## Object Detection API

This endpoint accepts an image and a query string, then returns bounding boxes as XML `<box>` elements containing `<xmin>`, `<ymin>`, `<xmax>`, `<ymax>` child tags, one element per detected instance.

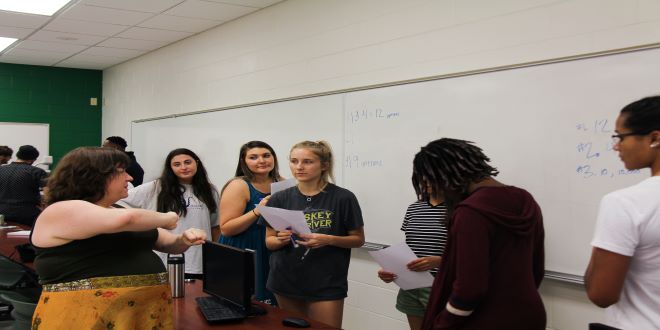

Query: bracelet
<box><xmin>252</xmin><ymin>209</ymin><xmax>259</xmax><ymax>217</ymax></box>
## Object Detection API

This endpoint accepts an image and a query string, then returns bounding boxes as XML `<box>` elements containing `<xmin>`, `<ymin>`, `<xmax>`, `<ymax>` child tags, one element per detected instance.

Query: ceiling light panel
<box><xmin>0</xmin><ymin>0</ymin><xmax>72</xmax><ymax>16</ymax></box>
<box><xmin>0</xmin><ymin>37</ymin><xmax>18</xmax><ymax>52</ymax></box>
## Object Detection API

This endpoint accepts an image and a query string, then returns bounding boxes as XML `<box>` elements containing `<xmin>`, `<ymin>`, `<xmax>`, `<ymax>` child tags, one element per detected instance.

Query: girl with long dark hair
<box><xmin>120</xmin><ymin>148</ymin><xmax>218</xmax><ymax>279</ymax></box>
<box><xmin>219</xmin><ymin>141</ymin><xmax>282</xmax><ymax>305</ymax></box>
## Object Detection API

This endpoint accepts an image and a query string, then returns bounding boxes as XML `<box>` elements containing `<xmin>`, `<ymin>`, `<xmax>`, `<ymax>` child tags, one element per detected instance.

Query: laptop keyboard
<box><xmin>196</xmin><ymin>296</ymin><xmax>246</xmax><ymax>322</ymax></box>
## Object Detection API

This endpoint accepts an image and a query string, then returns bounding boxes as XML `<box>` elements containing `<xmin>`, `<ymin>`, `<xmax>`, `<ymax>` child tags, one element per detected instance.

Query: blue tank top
<box><xmin>219</xmin><ymin>179</ymin><xmax>275</xmax><ymax>304</ymax></box>
<box><xmin>244</xmin><ymin>179</ymin><xmax>267</xmax><ymax>214</ymax></box>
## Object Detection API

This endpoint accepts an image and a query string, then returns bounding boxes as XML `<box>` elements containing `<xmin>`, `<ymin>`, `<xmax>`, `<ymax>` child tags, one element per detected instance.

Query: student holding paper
<box><xmin>264</xmin><ymin>140</ymin><xmax>365</xmax><ymax>329</ymax></box>
<box><xmin>585</xmin><ymin>96</ymin><xmax>660</xmax><ymax>329</ymax></box>
<box><xmin>219</xmin><ymin>141</ymin><xmax>283</xmax><ymax>305</ymax></box>
<box><xmin>419</xmin><ymin>138</ymin><xmax>546</xmax><ymax>330</ymax></box>
<box><xmin>377</xmin><ymin>190</ymin><xmax>448</xmax><ymax>330</ymax></box>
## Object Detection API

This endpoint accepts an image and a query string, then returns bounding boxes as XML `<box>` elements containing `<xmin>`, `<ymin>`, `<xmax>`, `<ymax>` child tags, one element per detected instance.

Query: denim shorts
<box><xmin>395</xmin><ymin>287</ymin><xmax>431</xmax><ymax>316</ymax></box>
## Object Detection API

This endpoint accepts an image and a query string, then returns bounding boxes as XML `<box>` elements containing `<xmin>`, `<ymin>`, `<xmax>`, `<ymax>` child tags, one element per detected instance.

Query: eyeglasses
<box><xmin>611</xmin><ymin>132</ymin><xmax>647</xmax><ymax>144</ymax></box>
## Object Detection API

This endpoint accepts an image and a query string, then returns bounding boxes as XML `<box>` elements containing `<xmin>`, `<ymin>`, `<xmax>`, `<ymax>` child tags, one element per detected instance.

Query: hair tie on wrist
<box><xmin>252</xmin><ymin>209</ymin><xmax>259</xmax><ymax>217</ymax></box>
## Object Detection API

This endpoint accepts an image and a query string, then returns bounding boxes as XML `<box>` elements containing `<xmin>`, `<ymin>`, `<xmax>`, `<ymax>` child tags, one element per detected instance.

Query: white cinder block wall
<box><xmin>102</xmin><ymin>1</ymin><xmax>660</xmax><ymax>329</ymax></box>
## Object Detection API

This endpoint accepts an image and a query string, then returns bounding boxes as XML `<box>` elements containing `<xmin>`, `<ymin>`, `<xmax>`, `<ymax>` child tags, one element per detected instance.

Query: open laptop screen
<box><xmin>202</xmin><ymin>242</ymin><xmax>255</xmax><ymax>311</ymax></box>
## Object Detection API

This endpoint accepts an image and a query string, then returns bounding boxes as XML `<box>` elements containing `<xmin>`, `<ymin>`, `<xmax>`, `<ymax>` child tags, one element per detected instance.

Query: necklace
<box><xmin>299</xmin><ymin>182</ymin><xmax>328</xmax><ymax>202</ymax></box>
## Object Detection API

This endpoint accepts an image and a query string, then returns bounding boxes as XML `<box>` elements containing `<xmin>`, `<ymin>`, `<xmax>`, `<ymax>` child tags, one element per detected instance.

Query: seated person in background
<box><xmin>120</xmin><ymin>148</ymin><xmax>219</xmax><ymax>279</ymax></box>
<box><xmin>0</xmin><ymin>145</ymin><xmax>48</xmax><ymax>226</ymax></box>
<box><xmin>0</xmin><ymin>145</ymin><xmax>12</xmax><ymax>164</ymax></box>
<box><xmin>30</xmin><ymin>147</ymin><xmax>206</xmax><ymax>329</ymax></box>
<box><xmin>103</xmin><ymin>136</ymin><xmax>145</xmax><ymax>186</ymax></box>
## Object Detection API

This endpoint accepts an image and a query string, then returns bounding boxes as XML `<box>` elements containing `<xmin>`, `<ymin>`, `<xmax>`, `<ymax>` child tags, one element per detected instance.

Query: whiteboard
<box><xmin>131</xmin><ymin>95</ymin><xmax>345</xmax><ymax>189</ymax></box>
<box><xmin>131</xmin><ymin>47</ymin><xmax>660</xmax><ymax>277</ymax></box>
<box><xmin>0</xmin><ymin>122</ymin><xmax>50</xmax><ymax>167</ymax></box>
<box><xmin>343</xmin><ymin>48</ymin><xmax>659</xmax><ymax>276</ymax></box>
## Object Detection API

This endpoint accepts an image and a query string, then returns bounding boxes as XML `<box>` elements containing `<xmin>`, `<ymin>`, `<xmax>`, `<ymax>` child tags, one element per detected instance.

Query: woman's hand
<box><xmin>252</xmin><ymin>196</ymin><xmax>270</xmax><ymax>217</ymax></box>
<box><xmin>297</xmin><ymin>233</ymin><xmax>333</xmax><ymax>249</ymax></box>
<box><xmin>181</xmin><ymin>228</ymin><xmax>207</xmax><ymax>246</ymax></box>
<box><xmin>162</xmin><ymin>211</ymin><xmax>179</xmax><ymax>230</ymax></box>
<box><xmin>377</xmin><ymin>269</ymin><xmax>397</xmax><ymax>283</ymax></box>
<box><xmin>407</xmin><ymin>256</ymin><xmax>442</xmax><ymax>272</ymax></box>
<box><xmin>274</xmin><ymin>228</ymin><xmax>294</xmax><ymax>245</ymax></box>
<box><xmin>258</xmin><ymin>195</ymin><xmax>271</xmax><ymax>207</ymax></box>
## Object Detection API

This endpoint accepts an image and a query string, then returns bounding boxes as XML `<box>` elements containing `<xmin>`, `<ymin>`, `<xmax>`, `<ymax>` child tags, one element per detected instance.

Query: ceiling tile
<box><xmin>3</xmin><ymin>48</ymin><xmax>72</xmax><ymax>62</ymax></box>
<box><xmin>80</xmin><ymin>0</ymin><xmax>185</xmax><ymax>14</ymax></box>
<box><xmin>29</xmin><ymin>30</ymin><xmax>106</xmax><ymax>46</ymax></box>
<box><xmin>14</xmin><ymin>40</ymin><xmax>87</xmax><ymax>53</ymax></box>
<box><xmin>0</xmin><ymin>0</ymin><xmax>280</xmax><ymax>68</ymax></box>
<box><xmin>44</xmin><ymin>18</ymin><xmax>130</xmax><ymax>36</ymax></box>
<box><xmin>203</xmin><ymin>0</ymin><xmax>283</xmax><ymax>8</ymax></box>
<box><xmin>58</xmin><ymin>53</ymin><xmax>126</xmax><ymax>69</ymax></box>
<box><xmin>97</xmin><ymin>37</ymin><xmax>168</xmax><ymax>51</ymax></box>
<box><xmin>138</xmin><ymin>14</ymin><xmax>221</xmax><ymax>33</ymax></box>
<box><xmin>165</xmin><ymin>0</ymin><xmax>257</xmax><ymax>21</ymax></box>
<box><xmin>60</xmin><ymin>4</ymin><xmax>154</xmax><ymax>26</ymax></box>
<box><xmin>0</xmin><ymin>56</ymin><xmax>61</xmax><ymax>67</ymax></box>
<box><xmin>116</xmin><ymin>27</ymin><xmax>192</xmax><ymax>43</ymax></box>
<box><xmin>0</xmin><ymin>25</ymin><xmax>35</xmax><ymax>39</ymax></box>
<box><xmin>55</xmin><ymin>62</ymin><xmax>106</xmax><ymax>70</ymax></box>
<box><xmin>81</xmin><ymin>46</ymin><xmax>147</xmax><ymax>58</ymax></box>
<box><xmin>0</xmin><ymin>11</ymin><xmax>51</xmax><ymax>29</ymax></box>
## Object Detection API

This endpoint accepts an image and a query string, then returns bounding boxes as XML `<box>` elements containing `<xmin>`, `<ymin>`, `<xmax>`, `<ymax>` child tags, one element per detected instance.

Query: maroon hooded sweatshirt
<box><xmin>422</xmin><ymin>186</ymin><xmax>546</xmax><ymax>330</ymax></box>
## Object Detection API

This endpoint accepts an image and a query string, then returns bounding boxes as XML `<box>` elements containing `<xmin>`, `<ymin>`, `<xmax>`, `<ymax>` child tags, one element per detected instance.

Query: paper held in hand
<box><xmin>369</xmin><ymin>242</ymin><xmax>435</xmax><ymax>290</ymax></box>
<box><xmin>256</xmin><ymin>205</ymin><xmax>311</xmax><ymax>235</ymax></box>
<box><xmin>271</xmin><ymin>178</ymin><xmax>297</xmax><ymax>196</ymax></box>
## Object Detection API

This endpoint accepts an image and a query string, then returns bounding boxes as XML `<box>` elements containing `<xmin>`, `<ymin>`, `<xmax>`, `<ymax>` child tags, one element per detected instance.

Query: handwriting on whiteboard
<box><xmin>349</xmin><ymin>106</ymin><xmax>400</xmax><ymax>123</ymax></box>
<box><xmin>574</xmin><ymin>119</ymin><xmax>641</xmax><ymax>179</ymax></box>
<box><xmin>345</xmin><ymin>154</ymin><xmax>383</xmax><ymax>168</ymax></box>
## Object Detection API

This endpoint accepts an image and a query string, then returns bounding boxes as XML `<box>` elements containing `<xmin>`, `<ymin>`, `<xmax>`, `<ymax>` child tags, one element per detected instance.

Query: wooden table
<box><xmin>0</xmin><ymin>223</ymin><xmax>31</xmax><ymax>267</ymax></box>
<box><xmin>173</xmin><ymin>280</ymin><xmax>337</xmax><ymax>329</ymax></box>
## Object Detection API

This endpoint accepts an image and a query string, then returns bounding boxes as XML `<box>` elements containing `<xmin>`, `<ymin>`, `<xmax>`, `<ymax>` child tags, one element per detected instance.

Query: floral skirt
<box><xmin>32</xmin><ymin>273</ymin><xmax>173</xmax><ymax>330</ymax></box>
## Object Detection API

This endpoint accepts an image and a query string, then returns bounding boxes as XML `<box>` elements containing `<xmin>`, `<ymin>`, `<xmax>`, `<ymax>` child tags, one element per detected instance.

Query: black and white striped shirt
<box><xmin>401</xmin><ymin>200</ymin><xmax>448</xmax><ymax>276</ymax></box>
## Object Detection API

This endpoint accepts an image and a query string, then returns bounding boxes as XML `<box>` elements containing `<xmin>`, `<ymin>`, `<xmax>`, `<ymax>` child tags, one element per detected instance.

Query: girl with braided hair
<box><xmin>419</xmin><ymin>138</ymin><xmax>546</xmax><ymax>330</ymax></box>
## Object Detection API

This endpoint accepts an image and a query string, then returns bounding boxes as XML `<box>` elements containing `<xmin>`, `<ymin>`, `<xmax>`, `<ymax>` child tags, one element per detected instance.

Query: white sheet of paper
<box><xmin>271</xmin><ymin>178</ymin><xmax>297</xmax><ymax>195</ymax></box>
<box><xmin>7</xmin><ymin>230</ymin><xmax>31</xmax><ymax>236</ymax></box>
<box><xmin>256</xmin><ymin>205</ymin><xmax>311</xmax><ymax>235</ymax></box>
<box><xmin>368</xmin><ymin>242</ymin><xmax>435</xmax><ymax>290</ymax></box>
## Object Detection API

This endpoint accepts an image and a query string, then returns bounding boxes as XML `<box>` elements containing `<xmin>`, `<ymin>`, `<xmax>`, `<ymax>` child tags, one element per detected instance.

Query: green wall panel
<box><xmin>0</xmin><ymin>62</ymin><xmax>102</xmax><ymax>165</ymax></box>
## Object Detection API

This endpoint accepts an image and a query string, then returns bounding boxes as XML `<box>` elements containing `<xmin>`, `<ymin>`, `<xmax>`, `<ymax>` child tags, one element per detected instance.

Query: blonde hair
<box><xmin>290</xmin><ymin>140</ymin><xmax>335</xmax><ymax>187</ymax></box>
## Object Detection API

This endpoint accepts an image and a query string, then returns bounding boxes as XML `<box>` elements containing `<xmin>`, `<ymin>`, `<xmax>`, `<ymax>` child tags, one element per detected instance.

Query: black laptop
<box><xmin>196</xmin><ymin>242</ymin><xmax>255</xmax><ymax>323</ymax></box>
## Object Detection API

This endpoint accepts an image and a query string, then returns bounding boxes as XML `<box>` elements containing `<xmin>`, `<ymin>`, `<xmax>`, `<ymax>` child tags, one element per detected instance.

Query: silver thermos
<box><xmin>167</xmin><ymin>254</ymin><xmax>185</xmax><ymax>298</ymax></box>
